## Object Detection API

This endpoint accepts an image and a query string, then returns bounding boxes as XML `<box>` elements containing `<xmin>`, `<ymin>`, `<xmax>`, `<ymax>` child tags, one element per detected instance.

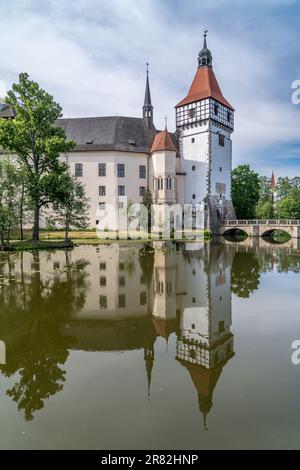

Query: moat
<box><xmin>0</xmin><ymin>240</ymin><xmax>300</xmax><ymax>449</ymax></box>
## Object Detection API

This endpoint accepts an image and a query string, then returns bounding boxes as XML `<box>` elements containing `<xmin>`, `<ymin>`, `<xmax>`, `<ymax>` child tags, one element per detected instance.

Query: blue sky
<box><xmin>0</xmin><ymin>0</ymin><xmax>300</xmax><ymax>177</ymax></box>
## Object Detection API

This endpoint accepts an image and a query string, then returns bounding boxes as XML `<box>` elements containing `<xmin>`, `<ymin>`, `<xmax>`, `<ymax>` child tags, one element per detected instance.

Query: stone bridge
<box><xmin>218</xmin><ymin>220</ymin><xmax>300</xmax><ymax>238</ymax></box>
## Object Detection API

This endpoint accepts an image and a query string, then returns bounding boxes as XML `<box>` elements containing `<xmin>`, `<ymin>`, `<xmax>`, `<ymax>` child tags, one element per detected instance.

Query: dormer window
<box><xmin>128</xmin><ymin>139</ymin><xmax>136</xmax><ymax>145</ymax></box>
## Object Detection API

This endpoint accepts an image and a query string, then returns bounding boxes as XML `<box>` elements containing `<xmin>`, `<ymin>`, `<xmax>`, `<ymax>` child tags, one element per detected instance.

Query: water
<box><xmin>0</xmin><ymin>239</ymin><xmax>300</xmax><ymax>450</ymax></box>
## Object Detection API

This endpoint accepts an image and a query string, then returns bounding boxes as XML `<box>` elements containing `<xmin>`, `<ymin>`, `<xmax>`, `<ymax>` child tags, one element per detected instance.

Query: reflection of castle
<box><xmin>62</xmin><ymin>242</ymin><xmax>235</xmax><ymax>424</ymax></box>
<box><xmin>0</xmin><ymin>242</ymin><xmax>235</xmax><ymax>424</ymax></box>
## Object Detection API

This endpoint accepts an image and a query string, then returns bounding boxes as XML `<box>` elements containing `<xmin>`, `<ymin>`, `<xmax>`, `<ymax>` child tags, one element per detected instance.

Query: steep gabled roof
<box><xmin>56</xmin><ymin>116</ymin><xmax>157</xmax><ymax>153</ymax></box>
<box><xmin>175</xmin><ymin>66</ymin><xmax>234</xmax><ymax>110</ymax></box>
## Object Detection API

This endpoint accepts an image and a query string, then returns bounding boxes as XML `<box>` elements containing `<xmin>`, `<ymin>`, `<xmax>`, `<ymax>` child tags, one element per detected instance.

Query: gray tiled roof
<box><xmin>56</xmin><ymin>116</ymin><xmax>159</xmax><ymax>153</ymax></box>
<box><xmin>0</xmin><ymin>103</ymin><xmax>15</xmax><ymax>118</ymax></box>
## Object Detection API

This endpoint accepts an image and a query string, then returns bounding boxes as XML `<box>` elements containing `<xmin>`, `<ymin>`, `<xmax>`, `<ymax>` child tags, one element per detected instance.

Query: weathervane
<box><xmin>146</xmin><ymin>62</ymin><xmax>149</xmax><ymax>76</ymax></box>
<box><xmin>165</xmin><ymin>115</ymin><xmax>168</xmax><ymax>129</ymax></box>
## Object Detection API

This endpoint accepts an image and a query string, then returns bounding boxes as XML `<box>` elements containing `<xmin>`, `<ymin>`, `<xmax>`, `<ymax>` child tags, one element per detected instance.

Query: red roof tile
<box><xmin>150</xmin><ymin>128</ymin><xmax>177</xmax><ymax>153</ymax></box>
<box><xmin>176</xmin><ymin>66</ymin><xmax>234</xmax><ymax>110</ymax></box>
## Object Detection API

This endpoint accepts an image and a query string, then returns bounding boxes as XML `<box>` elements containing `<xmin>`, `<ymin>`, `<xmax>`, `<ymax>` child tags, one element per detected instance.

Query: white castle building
<box><xmin>0</xmin><ymin>33</ymin><xmax>236</xmax><ymax>231</ymax></box>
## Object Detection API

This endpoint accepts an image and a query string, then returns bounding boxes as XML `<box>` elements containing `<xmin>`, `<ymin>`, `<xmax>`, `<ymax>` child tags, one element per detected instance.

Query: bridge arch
<box><xmin>222</xmin><ymin>228</ymin><xmax>249</xmax><ymax>238</ymax></box>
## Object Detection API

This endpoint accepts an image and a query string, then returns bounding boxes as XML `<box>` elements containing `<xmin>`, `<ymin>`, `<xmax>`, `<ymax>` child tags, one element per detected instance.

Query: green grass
<box><xmin>1</xmin><ymin>229</ymin><xmax>212</xmax><ymax>251</ymax></box>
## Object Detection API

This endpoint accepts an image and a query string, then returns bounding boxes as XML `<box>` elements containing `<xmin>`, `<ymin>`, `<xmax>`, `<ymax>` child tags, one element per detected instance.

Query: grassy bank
<box><xmin>1</xmin><ymin>229</ymin><xmax>212</xmax><ymax>251</ymax></box>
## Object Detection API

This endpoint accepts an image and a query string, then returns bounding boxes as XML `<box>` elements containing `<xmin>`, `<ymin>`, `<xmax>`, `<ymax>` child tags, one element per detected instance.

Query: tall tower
<box><xmin>143</xmin><ymin>63</ymin><xmax>154</xmax><ymax>128</ymax></box>
<box><xmin>175</xmin><ymin>32</ymin><xmax>235</xmax><ymax>229</ymax></box>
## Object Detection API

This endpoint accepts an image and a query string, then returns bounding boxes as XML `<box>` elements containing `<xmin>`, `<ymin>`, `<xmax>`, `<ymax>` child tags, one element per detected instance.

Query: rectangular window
<box><xmin>99</xmin><ymin>186</ymin><xmax>106</xmax><ymax>196</ymax></box>
<box><xmin>98</xmin><ymin>163</ymin><xmax>106</xmax><ymax>176</ymax></box>
<box><xmin>189</xmin><ymin>108</ymin><xmax>195</xmax><ymax>118</ymax></box>
<box><xmin>227</xmin><ymin>111</ymin><xmax>231</xmax><ymax>122</ymax></box>
<box><xmin>118</xmin><ymin>294</ymin><xmax>126</xmax><ymax>308</ymax></box>
<box><xmin>99</xmin><ymin>295</ymin><xmax>107</xmax><ymax>309</ymax></box>
<box><xmin>75</xmin><ymin>163</ymin><xmax>83</xmax><ymax>177</ymax></box>
<box><xmin>140</xmin><ymin>292</ymin><xmax>147</xmax><ymax>305</ymax></box>
<box><xmin>119</xmin><ymin>276</ymin><xmax>126</xmax><ymax>287</ymax></box>
<box><xmin>192</xmin><ymin>194</ymin><xmax>195</xmax><ymax>199</ymax></box>
<box><xmin>139</xmin><ymin>165</ymin><xmax>146</xmax><ymax>179</ymax></box>
<box><xmin>99</xmin><ymin>262</ymin><xmax>106</xmax><ymax>270</ymax></box>
<box><xmin>118</xmin><ymin>185</ymin><xmax>125</xmax><ymax>196</ymax></box>
<box><xmin>100</xmin><ymin>276</ymin><xmax>107</xmax><ymax>286</ymax></box>
<box><xmin>214</xmin><ymin>103</ymin><xmax>219</xmax><ymax>115</ymax></box>
<box><xmin>192</xmin><ymin>165</ymin><xmax>195</xmax><ymax>171</ymax></box>
<box><xmin>99</xmin><ymin>202</ymin><xmax>106</xmax><ymax>210</ymax></box>
<box><xmin>191</xmin><ymin>137</ymin><xmax>195</xmax><ymax>143</ymax></box>
<box><xmin>218</xmin><ymin>134</ymin><xmax>225</xmax><ymax>147</ymax></box>
<box><xmin>139</xmin><ymin>186</ymin><xmax>145</xmax><ymax>197</ymax></box>
<box><xmin>117</xmin><ymin>163</ymin><xmax>125</xmax><ymax>177</ymax></box>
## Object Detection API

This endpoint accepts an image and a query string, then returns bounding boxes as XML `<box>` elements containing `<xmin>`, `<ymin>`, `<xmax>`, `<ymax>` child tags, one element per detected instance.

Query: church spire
<box><xmin>143</xmin><ymin>62</ymin><xmax>154</xmax><ymax>128</ymax></box>
<box><xmin>198</xmin><ymin>30</ymin><xmax>213</xmax><ymax>68</ymax></box>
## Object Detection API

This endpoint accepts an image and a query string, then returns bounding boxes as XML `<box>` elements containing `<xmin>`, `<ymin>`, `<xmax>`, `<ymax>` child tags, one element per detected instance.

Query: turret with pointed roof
<box><xmin>176</xmin><ymin>31</ymin><xmax>233</xmax><ymax>110</ymax></box>
<box><xmin>143</xmin><ymin>63</ymin><xmax>154</xmax><ymax>128</ymax></box>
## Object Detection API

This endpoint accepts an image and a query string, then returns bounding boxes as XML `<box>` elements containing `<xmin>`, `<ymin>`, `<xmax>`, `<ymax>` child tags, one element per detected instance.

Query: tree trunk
<box><xmin>0</xmin><ymin>230</ymin><xmax>4</xmax><ymax>249</ymax></box>
<box><xmin>65</xmin><ymin>211</ymin><xmax>70</xmax><ymax>241</ymax></box>
<box><xmin>33</xmin><ymin>204</ymin><xmax>40</xmax><ymax>241</ymax></box>
<box><xmin>20</xmin><ymin>183</ymin><xmax>24</xmax><ymax>241</ymax></box>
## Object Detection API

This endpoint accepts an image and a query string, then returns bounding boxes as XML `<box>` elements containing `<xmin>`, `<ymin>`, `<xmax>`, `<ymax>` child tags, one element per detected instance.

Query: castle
<box><xmin>0</xmin><ymin>33</ymin><xmax>236</xmax><ymax>231</ymax></box>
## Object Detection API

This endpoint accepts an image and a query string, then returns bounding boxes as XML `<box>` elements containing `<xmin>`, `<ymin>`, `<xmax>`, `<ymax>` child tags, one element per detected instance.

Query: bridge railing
<box><xmin>222</xmin><ymin>220</ymin><xmax>300</xmax><ymax>226</ymax></box>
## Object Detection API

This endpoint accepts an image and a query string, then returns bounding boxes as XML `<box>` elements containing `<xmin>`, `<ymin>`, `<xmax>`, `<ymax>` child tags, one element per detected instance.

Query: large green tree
<box><xmin>54</xmin><ymin>174</ymin><xmax>90</xmax><ymax>241</ymax></box>
<box><xmin>232</xmin><ymin>165</ymin><xmax>260</xmax><ymax>219</ymax></box>
<box><xmin>0</xmin><ymin>73</ymin><xmax>75</xmax><ymax>241</ymax></box>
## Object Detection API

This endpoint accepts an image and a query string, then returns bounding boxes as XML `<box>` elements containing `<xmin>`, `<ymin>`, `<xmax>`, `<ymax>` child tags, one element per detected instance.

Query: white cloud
<box><xmin>0</xmin><ymin>0</ymin><xmax>300</xmax><ymax>175</ymax></box>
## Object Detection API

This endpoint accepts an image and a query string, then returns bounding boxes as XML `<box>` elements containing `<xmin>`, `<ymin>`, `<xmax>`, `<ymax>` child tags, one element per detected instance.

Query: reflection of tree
<box><xmin>231</xmin><ymin>251</ymin><xmax>261</xmax><ymax>298</ymax></box>
<box><xmin>139</xmin><ymin>244</ymin><xmax>154</xmax><ymax>284</ymax></box>
<box><xmin>0</xmin><ymin>250</ymin><xmax>89</xmax><ymax>421</ymax></box>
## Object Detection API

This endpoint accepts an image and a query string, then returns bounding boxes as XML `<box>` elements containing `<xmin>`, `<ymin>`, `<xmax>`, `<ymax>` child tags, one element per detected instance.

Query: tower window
<box><xmin>192</xmin><ymin>165</ymin><xmax>195</xmax><ymax>171</ymax></box>
<box><xmin>99</xmin><ymin>202</ymin><xmax>106</xmax><ymax>210</ymax></box>
<box><xmin>99</xmin><ymin>186</ymin><xmax>106</xmax><ymax>196</ymax></box>
<box><xmin>191</xmin><ymin>137</ymin><xmax>195</xmax><ymax>143</ymax></box>
<box><xmin>220</xmin><ymin>166</ymin><xmax>222</xmax><ymax>172</ymax></box>
<box><xmin>139</xmin><ymin>186</ymin><xmax>145</xmax><ymax>196</ymax></box>
<box><xmin>75</xmin><ymin>163</ymin><xmax>83</xmax><ymax>177</ymax></box>
<box><xmin>192</xmin><ymin>194</ymin><xmax>195</xmax><ymax>199</ymax></box>
<box><xmin>227</xmin><ymin>111</ymin><xmax>231</xmax><ymax>122</ymax></box>
<box><xmin>118</xmin><ymin>294</ymin><xmax>126</xmax><ymax>308</ymax></box>
<box><xmin>214</xmin><ymin>103</ymin><xmax>219</xmax><ymax>115</ymax></box>
<box><xmin>189</xmin><ymin>108</ymin><xmax>195</xmax><ymax>118</ymax></box>
<box><xmin>218</xmin><ymin>134</ymin><xmax>225</xmax><ymax>147</ymax></box>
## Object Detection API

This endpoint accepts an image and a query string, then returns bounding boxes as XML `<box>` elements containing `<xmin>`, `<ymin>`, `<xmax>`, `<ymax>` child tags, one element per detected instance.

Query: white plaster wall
<box><xmin>62</xmin><ymin>151</ymin><xmax>149</xmax><ymax>228</ymax></box>
<box><xmin>179</xmin><ymin>123</ymin><xmax>209</xmax><ymax>205</ymax></box>
<box><xmin>209</xmin><ymin>124</ymin><xmax>232</xmax><ymax>199</ymax></box>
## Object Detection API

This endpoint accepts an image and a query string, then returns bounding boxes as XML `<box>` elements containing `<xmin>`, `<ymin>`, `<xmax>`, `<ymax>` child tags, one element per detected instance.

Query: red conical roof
<box><xmin>151</xmin><ymin>128</ymin><xmax>177</xmax><ymax>153</ymax></box>
<box><xmin>175</xmin><ymin>66</ymin><xmax>234</xmax><ymax>110</ymax></box>
<box><xmin>271</xmin><ymin>171</ymin><xmax>276</xmax><ymax>190</ymax></box>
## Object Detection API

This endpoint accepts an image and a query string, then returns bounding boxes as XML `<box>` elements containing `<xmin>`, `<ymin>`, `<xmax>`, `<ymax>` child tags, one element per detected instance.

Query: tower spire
<box><xmin>144</xmin><ymin>346</ymin><xmax>154</xmax><ymax>400</ymax></box>
<box><xmin>198</xmin><ymin>29</ymin><xmax>213</xmax><ymax>68</ymax></box>
<box><xmin>143</xmin><ymin>62</ymin><xmax>154</xmax><ymax>128</ymax></box>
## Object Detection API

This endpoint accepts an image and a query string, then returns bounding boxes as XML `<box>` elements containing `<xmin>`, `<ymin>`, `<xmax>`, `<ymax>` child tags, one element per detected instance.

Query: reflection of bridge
<box><xmin>219</xmin><ymin>220</ymin><xmax>300</xmax><ymax>238</ymax></box>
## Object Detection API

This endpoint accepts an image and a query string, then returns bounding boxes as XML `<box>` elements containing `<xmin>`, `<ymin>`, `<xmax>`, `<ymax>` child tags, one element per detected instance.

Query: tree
<box><xmin>231</xmin><ymin>165</ymin><xmax>260</xmax><ymax>219</ymax></box>
<box><xmin>54</xmin><ymin>175</ymin><xmax>90</xmax><ymax>241</ymax></box>
<box><xmin>0</xmin><ymin>158</ymin><xmax>20</xmax><ymax>247</ymax></box>
<box><xmin>276</xmin><ymin>194</ymin><xmax>300</xmax><ymax>219</ymax></box>
<box><xmin>142</xmin><ymin>187</ymin><xmax>153</xmax><ymax>235</ymax></box>
<box><xmin>255</xmin><ymin>200</ymin><xmax>274</xmax><ymax>219</ymax></box>
<box><xmin>0</xmin><ymin>73</ymin><xmax>75</xmax><ymax>241</ymax></box>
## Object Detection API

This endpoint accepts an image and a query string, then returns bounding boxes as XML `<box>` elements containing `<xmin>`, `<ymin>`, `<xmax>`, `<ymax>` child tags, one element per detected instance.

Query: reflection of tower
<box><xmin>176</xmin><ymin>245</ymin><xmax>235</xmax><ymax>428</ymax></box>
<box><xmin>144</xmin><ymin>346</ymin><xmax>154</xmax><ymax>399</ymax></box>
<box><xmin>152</xmin><ymin>247</ymin><xmax>178</xmax><ymax>322</ymax></box>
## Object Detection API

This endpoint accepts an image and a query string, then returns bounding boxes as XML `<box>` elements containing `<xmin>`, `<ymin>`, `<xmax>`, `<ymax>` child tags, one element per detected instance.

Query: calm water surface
<box><xmin>0</xmin><ymin>239</ymin><xmax>300</xmax><ymax>449</ymax></box>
